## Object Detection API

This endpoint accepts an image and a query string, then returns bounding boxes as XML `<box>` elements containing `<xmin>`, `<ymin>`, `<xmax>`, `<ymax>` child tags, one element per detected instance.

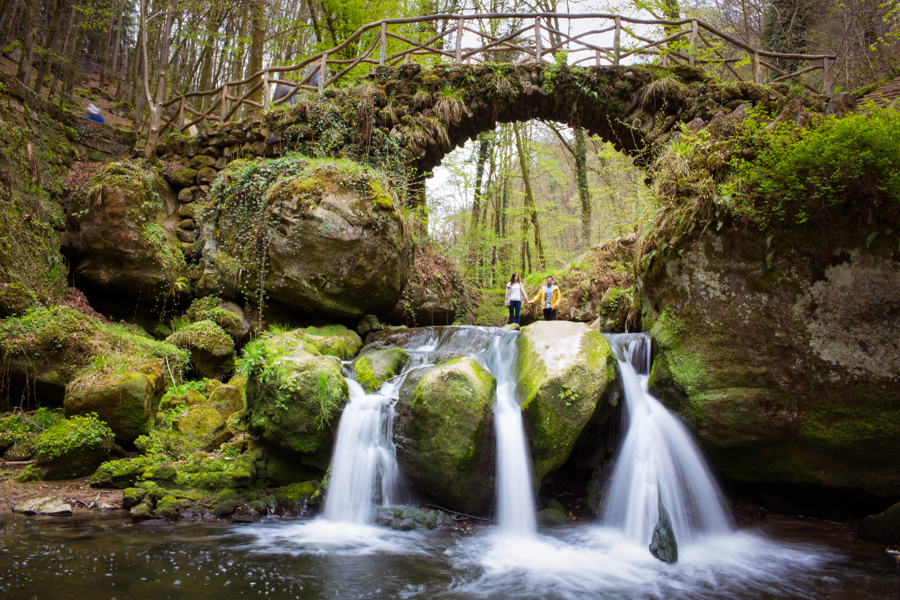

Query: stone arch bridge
<box><xmin>156</xmin><ymin>61</ymin><xmax>824</xmax><ymax>204</ymax></box>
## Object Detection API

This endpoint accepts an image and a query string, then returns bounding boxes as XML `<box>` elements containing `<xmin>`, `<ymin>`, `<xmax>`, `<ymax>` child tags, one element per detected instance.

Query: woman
<box><xmin>504</xmin><ymin>272</ymin><xmax>530</xmax><ymax>325</ymax></box>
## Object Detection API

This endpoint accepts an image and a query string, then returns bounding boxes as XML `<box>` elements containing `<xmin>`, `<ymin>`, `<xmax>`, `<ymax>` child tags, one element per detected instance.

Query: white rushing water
<box><xmin>474</xmin><ymin>331</ymin><xmax>537</xmax><ymax>537</ymax></box>
<box><xmin>602</xmin><ymin>333</ymin><xmax>732</xmax><ymax>545</ymax></box>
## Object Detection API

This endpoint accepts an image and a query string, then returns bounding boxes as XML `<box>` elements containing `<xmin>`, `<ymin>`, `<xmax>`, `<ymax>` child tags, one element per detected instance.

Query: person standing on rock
<box><xmin>504</xmin><ymin>272</ymin><xmax>530</xmax><ymax>325</ymax></box>
<box><xmin>531</xmin><ymin>275</ymin><xmax>560</xmax><ymax>321</ymax></box>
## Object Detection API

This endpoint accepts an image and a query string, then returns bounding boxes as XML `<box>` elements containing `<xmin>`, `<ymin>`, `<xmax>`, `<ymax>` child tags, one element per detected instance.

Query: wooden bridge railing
<box><xmin>160</xmin><ymin>13</ymin><xmax>837</xmax><ymax>136</ymax></box>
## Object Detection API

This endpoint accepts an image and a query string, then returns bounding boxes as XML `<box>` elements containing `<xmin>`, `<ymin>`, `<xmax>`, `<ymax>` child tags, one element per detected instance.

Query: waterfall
<box><xmin>475</xmin><ymin>332</ymin><xmax>537</xmax><ymax>537</ymax></box>
<box><xmin>602</xmin><ymin>333</ymin><xmax>732</xmax><ymax>545</ymax></box>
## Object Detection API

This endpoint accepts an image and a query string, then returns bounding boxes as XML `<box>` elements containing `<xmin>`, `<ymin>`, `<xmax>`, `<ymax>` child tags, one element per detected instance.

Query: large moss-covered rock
<box><xmin>197</xmin><ymin>157</ymin><xmax>412</xmax><ymax>319</ymax></box>
<box><xmin>516</xmin><ymin>321</ymin><xmax>618</xmax><ymax>484</ymax></box>
<box><xmin>33</xmin><ymin>414</ymin><xmax>120</xmax><ymax>480</ymax></box>
<box><xmin>0</xmin><ymin>306</ymin><xmax>186</xmax><ymax>405</ymax></box>
<box><xmin>351</xmin><ymin>347</ymin><xmax>409</xmax><ymax>393</ymax></box>
<box><xmin>186</xmin><ymin>297</ymin><xmax>251</xmax><ymax>343</ymax></box>
<box><xmin>166</xmin><ymin>320</ymin><xmax>235</xmax><ymax>379</ymax></box>
<box><xmin>394</xmin><ymin>357</ymin><xmax>496</xmax><ymax>514</ymax></box>
<box><xmin>64</xmin><ymin>161</ymin><xmax>185</xmax><ymax>298</ymax></box>
<box><xmin>170</xmin><ymin>405</ymin><xmax>231</xmax><ymax>453</ymax></box>
<box><xmin>64</xmin><ymin>359</ymin><xmax>168</xmax><ymax>444</ymax></box>
<box><xmin>859</xmin><ymin>502</ymin><xmax>900</xmax><ymax>544</ymax></box>
<box><xmin>245</xmin><ymin>334</ymin><xmax>349</xmax><ymax>473</ymax></box>
<box><xmin>643</xmin><ymin>227</ymin><xmax>900</xmax><ymax>496</ymax></box>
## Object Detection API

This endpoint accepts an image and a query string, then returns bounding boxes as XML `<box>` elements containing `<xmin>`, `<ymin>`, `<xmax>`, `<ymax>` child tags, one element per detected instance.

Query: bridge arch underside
<box><xmin>369</xmin><ymin>62</ymin><xmax>779</xmax><ymax>180</ymax></box>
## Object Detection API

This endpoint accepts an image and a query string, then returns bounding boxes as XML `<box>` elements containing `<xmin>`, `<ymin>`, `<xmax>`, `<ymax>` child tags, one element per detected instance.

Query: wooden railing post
<box><xmin>823</xmin><ymin>57</ymin><xmax>831</xmax><ymax>94</ymax></box>
<box><xmin>455</xmin><ymin>18</ymin><xmax>463</xmax><ymax>63</ymax></box>
<box><xmin>595</xmin><ymin>49</ymin><xmax>602</xmax><ymax>66</ymax></box>
<box><xmin>534</xmin><ymin>17</ymin><xmax>542</xmax><ymax>64</ymax></box>
<box><xmin>689</xmin><ymin>19</ymin><xmax>698</xmax><ymax>66</ymax></box>
<box><xmin>177</xmin><ymin>96</ymin><xmax>185</xmax><ymax>132</ymax></box>
<box><xmin>379</xmin><ymin>22</ymin><xmax>387</xmax><ymax>66</ymax></box>
<box><xmin>221</xmin><ymin>84</ymin><xmax>228</xmax><ymax>122</ymax></box>
<box><xmin>262</xmin><ymin>71</ymin><xmax>270</xmax><ymax>109</ymax></box>
<box><xmin>753</xmin><ymin>52</ymin><xmax>761</xmax><ymax>84</ymax></box>
<box><xmin>318</xmin><ymin>53</ymin><xmax>327</xmax><ymax>94</ymax></box>
<box><xmin>613</xmin><ymin>16</ymin><xmax>621</xmax><ymax>66</ymax></box>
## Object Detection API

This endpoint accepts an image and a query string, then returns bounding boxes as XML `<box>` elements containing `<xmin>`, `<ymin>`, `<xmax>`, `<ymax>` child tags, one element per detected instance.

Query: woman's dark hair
<box><xmin>509</xmin><ymin>272</ymin><xmax>519</xmax><ymax>284</ymax></box>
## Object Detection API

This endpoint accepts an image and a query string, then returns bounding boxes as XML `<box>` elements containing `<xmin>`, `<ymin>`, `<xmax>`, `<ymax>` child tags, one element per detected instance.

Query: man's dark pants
<box><xmin>543</xmin><ymin>308</ymin><xmax>557</xmax><ymax>321</ymax></box>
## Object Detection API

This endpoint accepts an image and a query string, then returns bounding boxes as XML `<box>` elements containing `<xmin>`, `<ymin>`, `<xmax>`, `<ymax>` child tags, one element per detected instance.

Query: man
<box><xmin>531</xmin><ymin>275</ymin><xmax>560</xmax><ymax>321</ymax></box>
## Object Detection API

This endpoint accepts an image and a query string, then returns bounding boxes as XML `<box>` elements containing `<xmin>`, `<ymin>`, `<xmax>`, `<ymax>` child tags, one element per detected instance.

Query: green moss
<box><xmin>352</xmin><ymin>347</ymin><xmax>409</xmax><ymax>393</ymax></box>
<box><xmin>166</xmin><ymin>320</ymin><xmax>234</xmax><ymax>356</ymax></box>
<box><xmin>272</xmin><ymin>481</ymin><xmax>320</xmax><ymax>503</ymax></box>
<box><xmin>800</xmin><ymin>393</ymin><xmax>900</xmax><ymax>448</ymax></box>
<box><xmin>90</xmin><ymin>455</ymin><xmax>169</xmax><ymax>488</ymax></box>
<box><xmin>34</xmin><ymin>414</ymin><xmax>114</xmax><ymax>462</ymax></box>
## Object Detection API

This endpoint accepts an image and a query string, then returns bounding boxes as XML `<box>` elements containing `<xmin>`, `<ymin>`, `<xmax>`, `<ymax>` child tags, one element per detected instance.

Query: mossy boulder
<box><xmin>166</xmin><ymin>320</ymin><xmax>235</xmax><ymax>379</ymax></box>
<box><xmin>159</xmin><ymin>386</ymin><xmax>207</xmax><ymax>411</ymax></box>
<box><xmin>516</xmin><ymin>321</ymin><xmax>618</xmax><ymax>484</ymax></box>
<box><xmin>89</xmin><ymin>455</ymin><xmax>169</xmax><ymax>488</ymax></box>
<box><xmin>374</xmin><ymin>506</ymin><xmax>454</xmax><ymax>530</ymax></box>
<box><xmin>171</xmin><ymin>405</ymin><xmax>232</xmax><ymax>453</ymax></box>
<box><xmin>394</xmin><ymin>357</ymin><xmax>496</xmax><ymax>514</ymax></box>
<box><xmin>0</xmin><ymin>282</ymin><xmax>38</xmax><ymax>317</ymax></box>
<box><xmin>859</xmin><ymin>502</ymin><xmax>900</xmax><ymax>544</ymax></box>
<box><xmin>244</xmin><ymin>334</ymin><xmax>349</xmax><ymax>473</ymax></box>
<box><xmin>196</xmin><ymin>156</ymin><xmax>413</xmax><ymax>319</ymax></box>
<box><xmin>186</xmin><ymin>297</ymin><xmax>251</xmax><ymax>343</ymax></box>
<box><xmin>642</xmin><ymin>227</ymin><xmax>900</xmax><ymax>496</ymax></box>
<box><xmin>64</xmin><ymin>161</ymin><xmax>186</xmax><ymax>298</ymax></box>
<box><xmin>264</xmin><ymin>481</ymin><xmax>321</xmax><ymax>515</ymax></box>
<box><xmin>208</xmin><ymin>384</ymin><xmax>244</xmax><ymax>417</ymax></box>
<box><xmin>0</xmin><ymin>306</ymin><xmax>187</xmax><ymax>405</ymax></box>
<box><xmin>351</xmin><ymin>348</ymin><xmax>409</xmax><ymax>393</ymax></box>
<box><xmin>64</xmin><ymin>359</ymin><xmax>168</xmax><ymax>444</ymax></box>
<box><xmin>294</xmin><ymin>324</ymin><xmax>362</xmax><ymax>359</ymax></box>
<box><xmin>33</xmin><ymin>414</ymin><xmax>121</xmax><ymax>480</ymax></box>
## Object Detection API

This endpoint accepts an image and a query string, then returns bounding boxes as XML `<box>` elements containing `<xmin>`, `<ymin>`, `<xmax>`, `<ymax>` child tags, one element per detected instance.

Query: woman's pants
<box><xmin>508</xmin><ymin>300</ymin><xmax>522</xmax><ymax>324</ymax></box>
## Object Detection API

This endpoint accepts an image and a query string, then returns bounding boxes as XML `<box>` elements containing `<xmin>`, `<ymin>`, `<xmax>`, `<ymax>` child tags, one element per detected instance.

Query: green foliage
<box><xmin>725</xmin><ymin>107</ymin><xmax>900</xmax><ymax>228</ymax></box>
<box><xmin>166</xmin><ymin>320</ymin><xmax>234</xmax><ymax>355</ymax></box>
<box><xmin>35</xmin><ymin>414</ymin><xmax>114</xmax><ymax>461</ymax></box>
<box><xmin>235</xmin><ymin>336</ymin><xmax>280</xmax><ymax>378</ymax></box>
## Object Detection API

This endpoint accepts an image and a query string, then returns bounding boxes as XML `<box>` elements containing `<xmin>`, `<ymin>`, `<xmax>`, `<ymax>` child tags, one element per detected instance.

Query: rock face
<box><xmin>649</xmin><ymin>492</ymin><xmax>678</xmax><ymax>564</ymax></box>
<box><xmin>197</xmin><ymin>157</ymin><xmax>412</xmax><ymax>319</ymax></box>
<box><xmin>351</xmin><ymin>348</ymin><xmax>409</xmax><ymax>393</ymax></box>
<box><xmin>64</xmin><ymin>359</ymin><xmax>168</xmax><ymax>444</ymax></box>
<box><xmin>516</xmin><ymin>322</ymin><xmax>618</xmax><ymax>484</ymax></box>
<box><xmin>384</xmin><ymin>245</ymin><xmax>469</xmax><ymax>326</ymax></box>
<box><xmin>64</xmin><ymin>162</ymin><xmax>185</xmax><ymax>299</ymax></box>
<box><xmin>245</xmin><ymin>332</ymin><xmax>349</xmax><ymax>473</ymax></box>
<box><xmin>395</xmin><ymin>357</ymin><xmax>496</xmax><ymax>514</ymax></box>
<box><xmin>643</xmin><ymin>227</ymin><xmax>900</xmax><ymax>496</ymax></box>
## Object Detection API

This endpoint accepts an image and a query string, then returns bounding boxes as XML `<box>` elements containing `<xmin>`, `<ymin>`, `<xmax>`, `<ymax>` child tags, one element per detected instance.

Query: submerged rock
<box><xmin>516</xmin><ymin>322</ymin><xmax>618</xmax><ymax>484</ymax></box>
<box><xmin>351</xmin><ymin>347</ymin><xmax>409</xmax><ymax>393</ymax></box>
<box><xmin>394</xmin><ymin>357</ymin><xmax>496</xmax><ymax>515</ymax></box>
<box><xmin>649</xmin><ymin>491</ymin><xmax>678</xmax><ymax>564</ymax></box>
<box><xmin>13</xmin><ymin>496</ymin><xmax>73</xmax><ymax>516</ymax></box>
<box><xmin>64</xmin><ymin>359</ymin><xmax>168</xmax><ymax>444</ymax></box>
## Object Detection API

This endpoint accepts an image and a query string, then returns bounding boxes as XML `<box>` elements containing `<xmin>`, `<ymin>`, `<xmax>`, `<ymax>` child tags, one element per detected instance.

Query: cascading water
<box><xmin>474</xmin><ymin>331</ymin><xmax>537</xmax><ymax>537</ymax></box>
<box><xmin>602</xmin><ymin>332</ymin><xmax>732</xmax><ymax>546</ymax></box>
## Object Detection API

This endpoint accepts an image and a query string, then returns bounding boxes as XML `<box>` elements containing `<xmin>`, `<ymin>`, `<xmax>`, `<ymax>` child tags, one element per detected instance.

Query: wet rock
<box><xmin>155</xmin><ymin>495</ymin><xmax>195</xmax><ymax>519</ymax></box>
<box><xmin>13</xmin><ymin>496</ymin><xmax>73</xmax><ymax>516</ymax></box>
<box><xmin>516</xmin><ymin>322</ymin><xmax>617</xmax><ymax>483</ymax></box>
<box><xmin>859</xmin><ymin>502</ymin><xmax>900</xmax><ymax>544</ymax></box>
<box><xmin>586</xmin><ymin>459</ymin><xmax>616</xmax><ymax>517</ymax></box>
<box><xmin>644</xmin><ymin>227</ymin><xmax>900</xmax><ymax>496</ymax></box>
<box><xmin>123</xmin><ymin>487</ymin><xmax>148</xmax><ymax>509</ymax></box>
<box><xmin>649</xmin><ymin>492</ymin><xmax>678</xmax><ymax>564</ymax></box>
<box><xmin>350</xmin><ymin>347</ymin><xmax>409</xmax><ymax>393</ymax></box>
<box><xmin>130</xmin><ymin>501</ymin><xmax>157</xmax><ymax>520</ymax></box>
<box><xmin>357</xmin><ymin>314</ymin><xmax>383</xmax><ymax>337</ymax></box>
<box><xmin>537</xmin><ymin>502</ymin><xmax>568</xmax><ymax>525</ymax></box>
<box><xmin>395</xmin><ymin>357</ymin><xmax>496</xmax><ymax>515</ymax></box>
<box><xmin>245</xmin><ymin>335</ymin><xmax>348</xmax><ymax>472</ymax></box>
<box><xmin>64</xmin><ymin>359</ymin><xmax>168</xmax><ymax>444</ymax></box>
<box><xmin>374</xmin><ymin>506</ymin><xmax>453</xmax><ymax>530</ymax></box>
<box><xmin>264</xmin><ymin>481</ymin><xmax>321</xmax><ymax>515</ymax></box>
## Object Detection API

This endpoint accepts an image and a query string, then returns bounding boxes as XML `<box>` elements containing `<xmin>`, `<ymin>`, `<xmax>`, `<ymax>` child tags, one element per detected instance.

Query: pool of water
<box><xmin>0</xmin><ymin>512</ymin><xmax>896</xmax><ymax>599</ymax></box>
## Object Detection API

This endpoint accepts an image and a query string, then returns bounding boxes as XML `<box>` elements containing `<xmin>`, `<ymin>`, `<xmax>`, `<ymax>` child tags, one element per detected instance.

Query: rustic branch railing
<box><xmin>159</xmin><ymin>13</ymin><xmax>837</xmax><ymax>136</ymax></box>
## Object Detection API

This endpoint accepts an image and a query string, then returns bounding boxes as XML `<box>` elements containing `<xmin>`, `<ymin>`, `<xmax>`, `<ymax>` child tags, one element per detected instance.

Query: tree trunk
<box><xmin>15</xmin><ymin>0</ymin><xmax>36</xmax><ymax>86</ymax></box>
<box><xmin>61</xmin><ymin>8</ymin><xmax>84</xmax><ymax>99</ymax></box>
<box><xmin>467</xmin><ymin>134</ymin><xmax>491</xmax><ymax>274</ymax></box>
<box><xmin>33</xmin><ymin>0</ymin><xmax>65</xmax><ymax>94</ymax></box>
<box><xmin>574</xmin><ymin>127</ymin><xmax>592</xmax><ymax>247</ymax></box>
<box><xmin>513</xmin><ymin>122</ymin><xmax>545</xmax><ymax>272</ymax></box>
<box><xmin>48</xmin><ymin>2</ymin><xmax>77</xmax><ymax>100</ymax></box>
<box><xmin>247</xmin><ymin>0</ymin><xmax>266</xmax><ymax>111</ymax></box>
<box><xmin>144</xmin><ymin>0</ymin><xmax>177</xmax><ymax>160</ymax></box>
